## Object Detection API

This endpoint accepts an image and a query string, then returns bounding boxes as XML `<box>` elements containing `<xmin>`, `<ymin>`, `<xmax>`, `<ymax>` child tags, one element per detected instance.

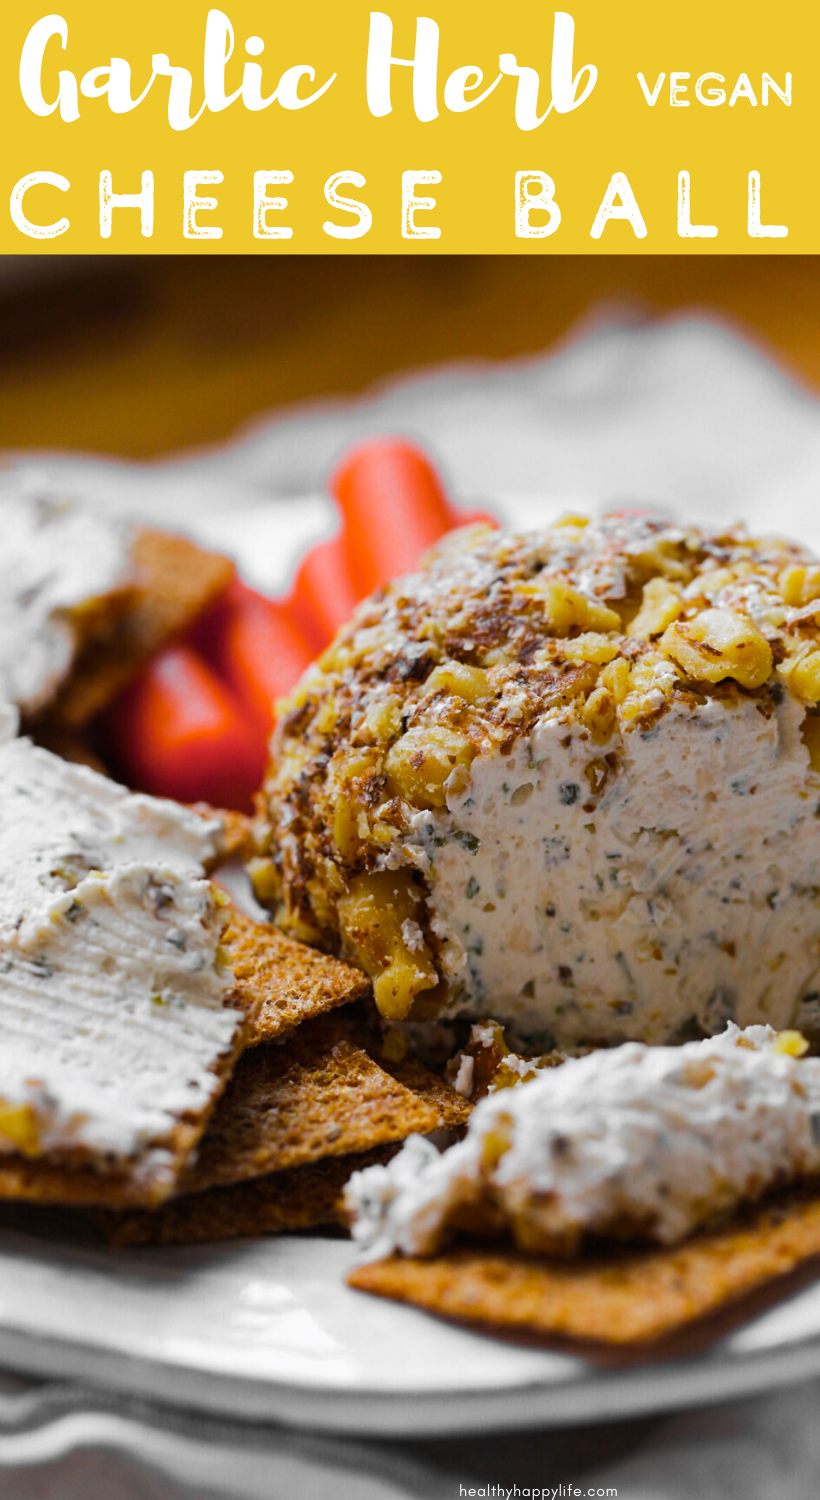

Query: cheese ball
<box><xmin>255</xmin><ymin>514</ymin><xmax>820</xmax><ymax>1047</ymax></box>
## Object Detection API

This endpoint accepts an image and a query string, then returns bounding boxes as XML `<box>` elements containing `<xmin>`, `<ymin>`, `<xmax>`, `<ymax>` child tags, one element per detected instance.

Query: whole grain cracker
<box><xmin>292</xmin><ymin>1012</ymin><xmax>473</xmax><ymax>1129</ymax></box>
<box><xmin>44</xmin><ymin>527</ymin><xmax>234</xmax><ymax>728</ymax></box>
<box><xmin>0</xmin><ymin>1027</ymin><xmax>246</xmax><ymax>1210</ymax></box>
<box><xmin>382</xmin><ymin>1055</ymin><xmax>473</xmax><ymax>1131</ymax></box>
<box><xmin>99</xmin><ymin>1147</ymin><xmax>394</xmax><ymax>1247</ymax></box>
<box><xmin>180</xmin><ymin>1017</ymin><xmax>441</xmax><ymax>1193</ymax></box>
<box><xmin>347</xmin><ymin>1184</ymin><xmax>820</xmax><ymax>1345</ymax></box>
<box><xmin>223</xmin><ymin>907</ymin><xmax>369</xmax><ymax>1046</ymax></box>
<box><xmin>0</xmin><ymin>908</ymin><xmax>369</xmax><ymax>1209</ymax></box>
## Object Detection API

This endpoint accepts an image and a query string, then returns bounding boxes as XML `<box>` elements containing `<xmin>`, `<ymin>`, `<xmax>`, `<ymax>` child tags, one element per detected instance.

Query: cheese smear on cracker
<box><xmin>0</xmin><ymin>471</ymin><xmax>132</xmax><ymax>715</ymax></box>
<box><xmin>346</xmin><ymin>1024</ymin><xmax>820</xmax><ymax>1258</ymax></box>
<box><xmin>0</xmin><ymin>733</ymin><xmax>239</xmax><ymax>1189</ymax></box>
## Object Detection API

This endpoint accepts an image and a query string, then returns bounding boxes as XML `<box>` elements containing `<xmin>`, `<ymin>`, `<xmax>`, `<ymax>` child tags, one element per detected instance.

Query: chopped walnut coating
<box><xmin>256</xmin><ymin>514</ymin><xmax>820</xmax><ymax>1017</ymax></box>
<box><xmin>446</xmin><ymin>1020</ymin><xmax>594</xmax><ymax>1101</ymax></box>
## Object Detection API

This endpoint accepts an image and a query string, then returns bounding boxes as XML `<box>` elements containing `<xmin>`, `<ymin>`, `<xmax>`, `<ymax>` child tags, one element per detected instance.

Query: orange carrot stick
<box><xmin>200</xmin><ymin>579</ymin><xmax>315</xmax><ymax>730</ymax></box>
<box><xmin>331</xmin><ymin>439</ymin><xmax>459</xmax><ymax>595</ymax></box>
<box><xmin>104</xmin><ymin>644</ymin><xmax>267</xmax><ymax>812</ymax></box>
<box><xmin>288</xmin><ymin>535</ymin><xmax>361</xmax><ymax>649</ymax></box>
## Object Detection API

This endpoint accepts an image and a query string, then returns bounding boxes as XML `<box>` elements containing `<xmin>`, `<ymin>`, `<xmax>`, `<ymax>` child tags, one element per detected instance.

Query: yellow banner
<box><xmin>0</xmin><ymin>1</ymin><xmax>804</xmax><ymax>252</ymax></box>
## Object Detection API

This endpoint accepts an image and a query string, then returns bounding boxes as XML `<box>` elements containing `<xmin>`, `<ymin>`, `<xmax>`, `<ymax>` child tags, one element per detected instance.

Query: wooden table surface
<box><xmin>1</xmin><ymin>255</ymin><xmax>819</xmax><ymax>460</ymax></box>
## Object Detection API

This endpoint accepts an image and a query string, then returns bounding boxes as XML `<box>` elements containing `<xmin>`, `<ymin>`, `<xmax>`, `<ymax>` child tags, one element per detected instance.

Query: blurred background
<box><xmin>3</xmin><ymin>254</ymin><xmax>820</xmax><ymax>459</ymax></box>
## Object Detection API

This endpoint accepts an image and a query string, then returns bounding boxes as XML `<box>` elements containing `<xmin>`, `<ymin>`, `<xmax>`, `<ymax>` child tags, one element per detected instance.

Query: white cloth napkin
<box><xmin>8</xmin><ymin>308</ymin><xmax>820</xmax><ymax>1500</ymax></box>
<box><xmin>0</xmin><ymin>1373</ymin><xmax>818</xmax><ymax>1498</ymax></box>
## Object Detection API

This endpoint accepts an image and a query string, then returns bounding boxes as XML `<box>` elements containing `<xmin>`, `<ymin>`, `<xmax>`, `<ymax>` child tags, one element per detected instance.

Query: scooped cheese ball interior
<box><xmin>255</xmin><ymin>514</ymin><xmax>820</xmax><ymax>1046</ymax></box>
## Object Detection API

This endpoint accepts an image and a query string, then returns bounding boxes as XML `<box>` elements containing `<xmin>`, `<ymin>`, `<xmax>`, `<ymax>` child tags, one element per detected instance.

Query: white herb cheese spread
<box><xmin>406</xmin><ymin>686</ymin><xmax>820</xmax><ymax>1045</ymax></box>
<box><xmin>0</xmin><ymin>470</ymin><xmax>132</xmax><ymax>715</ymax></box>
<box><xmin>346</xmin><ymin>1024</ymin><xmax>820</xmax><ymax>1258</ymax></box>
<box><xmin>0</xmin><ymin>737</ymin><xmax>239</xmax><ymax>1187</ymax></box>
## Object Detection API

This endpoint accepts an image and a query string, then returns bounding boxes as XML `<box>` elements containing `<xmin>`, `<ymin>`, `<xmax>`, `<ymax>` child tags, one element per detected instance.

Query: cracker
<box><xmin>295</xmin><ymin>1016</ymin><xmax>473</xmax><ymax>1129</ymax></box>
<box><xmin>44</xmin><ymin>527</ymin><xmax>234</xmax><ymax>728</ymax></box>
<box><xmin>383</xmin><ymin>1056</ymin><xmax>473</xmax><ymax>1131</ymax></box>
<box><xmin>347</xmin><ymin>1184</ymin><xmax>820</xmax><ymax>1345</ymax></box>
<box><xmin>98</xmin><ymin>1147</ymin><xmax>394</xmax><ymax>1248</ymax></box>
<box><xmin>190</xmin><ymin>805</ymin><xmax>254</xmax><ymax>866</ymax></box>
<box><xmin>0</xmin><ymin>1029</ymin><xmax>246</xmax><ymax>1211</ymax></box>
<box><xmin>0</xmin><ymin>831</ymin><xmax>369</xmax><ymax>1210</ymax></box>
<box><xmin>223</xmin><ymin>907</ymin><xmax>369</xmax><ymax>1046</ymax></box>
<box><xmin>180</xmin><ymin>1017</ymin><xmax>442</xmax><ymax>1193</ymax></box>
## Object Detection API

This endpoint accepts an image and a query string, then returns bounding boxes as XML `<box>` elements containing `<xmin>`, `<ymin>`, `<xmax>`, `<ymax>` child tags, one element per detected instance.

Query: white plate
<box><xmin>1</xmin><ymin>1225</ymin><xmax>820</xmax><ymax>1436</ymax></box>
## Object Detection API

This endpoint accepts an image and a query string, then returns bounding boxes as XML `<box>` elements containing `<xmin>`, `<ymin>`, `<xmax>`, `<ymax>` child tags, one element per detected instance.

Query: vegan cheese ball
<box><xmin>255</xmin><ymin>513</ymin><xmax>820</xmax><ymax>1047</ymax></box>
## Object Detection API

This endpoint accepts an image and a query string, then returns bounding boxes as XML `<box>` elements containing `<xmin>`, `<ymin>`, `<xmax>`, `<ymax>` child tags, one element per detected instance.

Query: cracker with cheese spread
<box><xmin>0</xmin><ymin>732</ymin><xmax>465</xmax><ymax>1216</ymax></box>
<box><xmin>45</xmin><ymin>526</ymin><xmax>234</xmax><ymax>729</ymax></box>
<box><xmin>0</xmin><ymin>1066</ymin><xmax>245</xmax><ymax>1212</ymax></box>
<box><xmin>347</xmin><ymin>1186</ymin><xmax>820</xmax><ymax>1345</ymax></box>
<box><xmin>97</xmin><ymin>1037</ymin><xmax>471</xmax><ymax>1245</ymax></box>
<box><xmin>345</xmin><ymin>1024</ymin><xmax>820</xmax><ymax>1343</ymax></box>
<box><xmin>0</xmin><ymin>471</ymin><xmax>232</xmax><ymax>729</ymax></box>
<box><xmin>0</xmin><ymin>1037</ymin><xmax>469</xmax><ymax>1243</ymax></box>
<box><xmin>0</xmin><ymin>736</ymin><xmax>247</xmax><ymax>1206</ymax></box>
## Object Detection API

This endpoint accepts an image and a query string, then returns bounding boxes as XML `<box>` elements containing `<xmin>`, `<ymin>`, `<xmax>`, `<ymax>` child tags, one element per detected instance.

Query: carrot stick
<box><xmin>199</xmin><ymin>579</ymin><xmax>315</xmax><ymax>730</ymax></box>
<box><xmin>103</xmin><ymin>644</ymin><xmax>267</xmax><ymax>812</ymax></box>
<box><xmin>284</xmin><ymin>449</ymin><xmax>498</xmax><ymax>651</ymax></box>
<box><xmin>288</xmin><ymin>535</ymin><xmax>361</xmax><ymax>648</ymax></box>
<box><xmin>330</xmin><ymin>439</ymin><xmax>459</xmax><ymax>595</ymax></box>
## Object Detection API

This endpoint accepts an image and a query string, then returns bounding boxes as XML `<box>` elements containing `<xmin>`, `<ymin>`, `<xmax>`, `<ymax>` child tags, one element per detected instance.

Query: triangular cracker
<box><xmin>99</xmin><ymin>1147</ymin><xmax>395</xmax><ymax>1248</ymax></box>
<box><xmin>222</xmin><ymin>908</ymin><xmax>369</xmax><ymax>1046</ymax></box>
<box><xmin>44</xmin><ymin>527</ymin><xmax>234</xmax><ymax>728</ymax></box>
<box><xmin>348</xmin><ymin>1183</ymin><xmax>820</xmax><ymax>1345</ymax></box>
<box><xmin>381</xmin><ymin>1055</ymin><xmax>473</xmax><ymax>1131</ymax></box>
<box><xmin>323</xmin><ymin>1019</ymin><xmax>473</xmax><ymax>1131</ymax></box>
<box><xmin>180</xmin><ymin>1017</ymin><xmax>442</xmax><ymax>1193</ymax></box>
